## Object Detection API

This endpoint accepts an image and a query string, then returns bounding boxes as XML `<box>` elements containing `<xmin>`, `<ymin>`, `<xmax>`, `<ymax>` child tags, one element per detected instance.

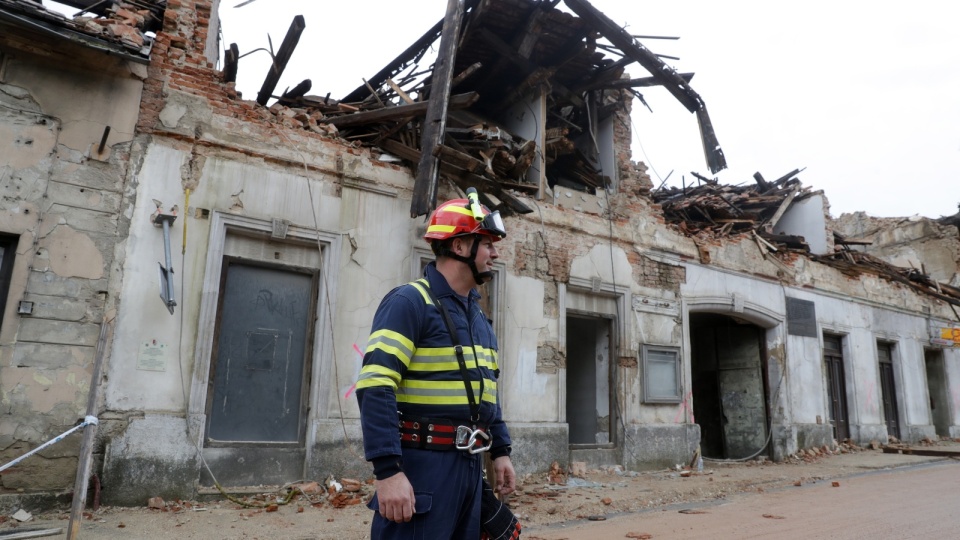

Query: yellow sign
<box><xmin>937</xmin><ymin>327</ymin><xmax>960</xmax><ymax>347</ymax></box>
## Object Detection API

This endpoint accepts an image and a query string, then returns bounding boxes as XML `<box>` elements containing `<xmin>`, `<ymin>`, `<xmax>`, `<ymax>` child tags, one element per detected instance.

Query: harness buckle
<box><xmin>455</xmin><ymin>425</ymin><xmax>492</xmax><ymax>454</ymax></box>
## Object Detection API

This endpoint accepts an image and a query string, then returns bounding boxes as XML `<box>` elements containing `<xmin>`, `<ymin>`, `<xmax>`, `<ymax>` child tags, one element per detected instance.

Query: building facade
<box><xmin>1</xmin><ymin>0</ymin><xmax>958</xmax><ymax>508</ymax></box>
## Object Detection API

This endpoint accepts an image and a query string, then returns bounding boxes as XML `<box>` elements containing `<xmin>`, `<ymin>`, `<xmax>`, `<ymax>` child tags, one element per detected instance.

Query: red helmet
<box><xmin>424</xmin><ymin>198</ymin><xmax>506</xmax><ymax>243</ymax></box>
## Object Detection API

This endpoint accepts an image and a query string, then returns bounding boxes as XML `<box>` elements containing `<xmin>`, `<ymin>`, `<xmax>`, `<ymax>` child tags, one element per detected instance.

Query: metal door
<box><xmin>206</xmin><ymin>261</ymin><xmax>315</xmax><ymax>443</ymax></box>
<box><xmin>823</xmin><ymin>336</ymin><xmax>850</xmax><ymax>441</ymax></box>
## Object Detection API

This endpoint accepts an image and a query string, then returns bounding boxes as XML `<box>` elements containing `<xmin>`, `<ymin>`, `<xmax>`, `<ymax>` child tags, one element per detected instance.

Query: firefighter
<box><xmin>357</xmin><ymin>190</ymin><xmax>516</xmax><ymax>539</ymax></box>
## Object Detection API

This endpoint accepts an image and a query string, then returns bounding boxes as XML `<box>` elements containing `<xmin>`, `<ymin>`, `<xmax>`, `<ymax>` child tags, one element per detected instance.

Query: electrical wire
<box><xmin>266</xmin><ymin>125</ymin><xmax>361</xmax><ymax>462</ymax></box>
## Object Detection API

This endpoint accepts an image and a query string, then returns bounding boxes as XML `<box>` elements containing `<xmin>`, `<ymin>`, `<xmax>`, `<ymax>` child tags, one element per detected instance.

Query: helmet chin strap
<box><xmin>441</xmin><ymin>235</ymin><xmax>493</xmax><ymax>286</ymax></box>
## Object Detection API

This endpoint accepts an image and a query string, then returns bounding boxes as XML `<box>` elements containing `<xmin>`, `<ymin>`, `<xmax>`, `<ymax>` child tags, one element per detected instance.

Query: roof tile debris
<box><xmin>652</xmin><ymin>168</ymin><xmax>813</xmax><ymax>249</ymax></box>
<box><xmin>0</xmin><ymin>0</ymin><xmax>162</xmax><ymax>59</ymax></box>
<box><xmin>653</xmin><ymin>169</ymin><xmax>960</xmax><ymax>310</ymax></box>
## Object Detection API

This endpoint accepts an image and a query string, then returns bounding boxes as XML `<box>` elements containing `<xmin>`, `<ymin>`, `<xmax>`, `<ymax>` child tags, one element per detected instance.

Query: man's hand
<box><xmin>374</xmin><ymin>472</ymin><xmax>416</xmax><ymax>523</ymax></box>
<box><xmin>492</xmin><ymin>456</ymin><xmax>516</xmax><ymax>496</ymax></box>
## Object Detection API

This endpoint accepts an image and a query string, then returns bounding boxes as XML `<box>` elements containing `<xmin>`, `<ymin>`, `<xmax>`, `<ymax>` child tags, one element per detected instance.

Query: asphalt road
<box><xmin>526</xmin><ymin>459</ymin><xmax>960</xmax><ymax>540</ymax></box>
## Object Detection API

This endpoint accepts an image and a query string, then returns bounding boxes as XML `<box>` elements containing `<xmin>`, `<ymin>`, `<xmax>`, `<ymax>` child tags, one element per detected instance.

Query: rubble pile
<box><xmin>0</xmin><ymin>0</ymin><xmax>162</xmax><ymax>54</ymax></box>
<box><xmin>812</xmin><ymin>250</ymin><xmax>960</xmax><ymax>308</ymax></box>
<box><xmin>652</xmin><ymin>168</ymin><xmax>815</xmax><ymax>249</ymax></box>
<box><xmin>655</xmin><ymin>169</ymin><xmax>960</xmax><ymax>310</ymax></box>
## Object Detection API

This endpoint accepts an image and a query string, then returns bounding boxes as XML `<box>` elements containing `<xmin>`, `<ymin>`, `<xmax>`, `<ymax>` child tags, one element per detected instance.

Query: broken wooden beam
<box><xmin>882</xmin><ymin>446</ymin><xmax>960</xmax><ymax>457</ymax></box>
<box><xmin>586</xmin><ymin>72</ymin><xmax>695</xmax><ymax>91</ymax></box>
<box><xmin>411</xmin><ymin>0</ymin><xmax>465</xmax><ymax>218</ymax></box>
<box><xmin>379</xmin><ymin>138</ymin><xmax>533</xmax><ymax>215</ymax></box>
<box><xmin>256</xmin><ymin>15</ymin><xmax>306</xmax><ymax>106</ymax></box>
<box><xmin>279</xmin><ymin>79</ymin><xmax>312</xmax><ymax>103</ymax></box>
<box><xmin>753</xmin><ymin>172</ymin><xmax>769</xmax><ymax>191</ymax></box>
<box><xmin>434</xmin><ymin>143</ymin><xmax>486</xmax><ymax>175</ymax></box>
<box><xmin>451</xmin><ymin>62</ymin><xmax>482</xmax><ymax>88</ymax></box>
<box><xmin>223</xmin><ymin>43</ymin><xmax>239</xmax><ymax>83</ymax></box>
<box><xmin>564</xmin><ymin>0</ymin><xmax>726</xmax><ymax>173</ymax></box>
<box><xmin>323</xmin><ymin>92</ymin><xmax>478</xmax><ymax>128</ymax></box>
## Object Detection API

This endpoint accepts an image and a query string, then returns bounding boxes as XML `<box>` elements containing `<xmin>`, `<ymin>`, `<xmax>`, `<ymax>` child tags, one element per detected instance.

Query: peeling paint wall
<box><xmin>0</xmin><ymin>29</ymin><xmax>143</xmax><ymax>495</ymax></box>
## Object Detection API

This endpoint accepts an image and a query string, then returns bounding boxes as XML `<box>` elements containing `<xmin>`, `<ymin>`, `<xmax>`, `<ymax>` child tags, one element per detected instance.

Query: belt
<box><xmin>398</xmin><ymin>416</ymin><xmax>492</xmax><ymax>454</ymax></box>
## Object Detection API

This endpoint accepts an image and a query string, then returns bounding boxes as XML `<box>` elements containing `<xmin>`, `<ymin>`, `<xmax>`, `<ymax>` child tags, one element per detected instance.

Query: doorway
<box><xmin>690</xmin><ymin>313</ymin><xmax>769</xmax><ymax>459</ymax></box>
<box><xmin>202</xmin><ymin>259</ymin><xmax>316</xmax><ymax>486</ymax></box>
<box><xmin>925</xmin><ymin>349</ymin><xmax>951</xmax><ymax>437</ymax></box>
<box><xmin>823</xmin><ymin>335</ymin><xmax>850</xmax><ymax>441</ymax></box>
<box><xmin>877</xmin><ymin>342</ymin><xmax>901</xmax><ymax>440</ymax></box>
<box><xmin>566</xmin><ymin>315</ymin><xmax>615</xmax><ymax>446</ymax></box>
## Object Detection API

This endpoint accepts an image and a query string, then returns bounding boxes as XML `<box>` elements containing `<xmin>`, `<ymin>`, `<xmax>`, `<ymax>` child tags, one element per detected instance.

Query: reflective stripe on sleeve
<box><xmin>365</xmin><ymin>329</ymin><xmax>415</xmax><ymax>367</ymax></box>
<box><xmin>355</xmin><ymin>369</ymin><xmax>401</xmax><ymax>391</ymax></box>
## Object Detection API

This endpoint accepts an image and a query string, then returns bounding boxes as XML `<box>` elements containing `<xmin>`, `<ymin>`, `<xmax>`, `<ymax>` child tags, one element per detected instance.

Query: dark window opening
<box><xmin>0</xmin><ymin>234</ymin><xmax>19</xmax><ymax>329</ymax></box>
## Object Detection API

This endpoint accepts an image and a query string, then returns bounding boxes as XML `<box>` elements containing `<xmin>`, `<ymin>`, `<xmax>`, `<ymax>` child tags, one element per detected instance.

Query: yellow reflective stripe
<box><xmin>396</xmin><ymin>392</ymin><xmax>499</xmax><ymax>405</ymax></box>
<box><xmin>408</xmin><ymin>347</ymin><xmax>498</xmax><ymax>372</ymax></box>
<box><xmin>396</xmin><ymin>379</ymin><xmax>498</xmax><ymax>405</ymax></box>
<box><xmin>358</xmin><ymin>364</ymin><xmax>400</xmax><ymax>381</ymax></box>
<box><xmin>427</xmin><ymin>224</ymin><xmax>457</xmax><ymax>234</ymax></box>
<box><xmin>409</xmin><ymin>280</ymin><xmax>433</xmax><ymax>306</ymax></box>
<box><xmin>441</xmin><ymin>205</ymin><xmax>474</xmax><ymax>217</ymax></box>
<box><xmin>365</xmin><ymin>329</ymin><xmax>415</xmax><ymax>367</ymax></box>
<box><xmin>356</xmin><ymin>375</ymin><xmax>398</xmax><ymax>391</ymax></box>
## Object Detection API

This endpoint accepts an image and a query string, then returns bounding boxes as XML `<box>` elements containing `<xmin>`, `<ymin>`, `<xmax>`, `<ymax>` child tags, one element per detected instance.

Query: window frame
<box><xmin>642</xmin><ymin>344</ymin><xmax>682</xmax><ymax>404</ymax></box>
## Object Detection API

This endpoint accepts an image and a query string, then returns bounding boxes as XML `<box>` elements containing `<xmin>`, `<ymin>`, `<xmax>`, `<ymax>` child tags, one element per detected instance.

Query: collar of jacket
<box><xmin>423</xmin><ymin>261</ymin><xmax>480</xmax><ymax>304</ymax></box>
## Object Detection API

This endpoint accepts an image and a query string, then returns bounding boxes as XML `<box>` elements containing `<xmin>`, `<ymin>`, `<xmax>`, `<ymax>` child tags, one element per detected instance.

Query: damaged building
<box><xmin>1</xmin><ymin>0</ymin><xmax>959</xmax><ymax>511</ymax></box>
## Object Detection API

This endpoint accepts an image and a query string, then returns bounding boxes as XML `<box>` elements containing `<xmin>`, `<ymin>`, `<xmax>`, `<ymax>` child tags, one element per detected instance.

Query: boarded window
<box><xmin>643</xmin><ymin>345</ymin><xmax>681</xmax><ymax>403</ymax></box>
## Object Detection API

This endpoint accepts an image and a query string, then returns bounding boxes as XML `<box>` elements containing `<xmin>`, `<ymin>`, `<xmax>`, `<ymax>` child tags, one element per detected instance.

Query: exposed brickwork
<box><xmin>629</xmin><ymin>250</ymin><xmax>686</xmax><ymax>292</ymax></box>
<box><xmin>139</xmin><ymin>0</ymin><xmax>339</xmax><ymax>147</ymax></box>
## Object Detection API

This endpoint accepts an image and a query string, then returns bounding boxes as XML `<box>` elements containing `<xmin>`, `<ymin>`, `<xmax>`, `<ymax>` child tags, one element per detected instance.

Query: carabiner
<box><xmin>455</xmin><ymin>425</ymin><xmax>493</xmax><ymax>454</ymax></box>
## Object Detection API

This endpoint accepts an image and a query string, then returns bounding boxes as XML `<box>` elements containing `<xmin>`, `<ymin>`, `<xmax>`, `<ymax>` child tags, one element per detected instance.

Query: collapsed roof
<box><xmin>652</xmin><ymin>170</ymin><xmax>960</xmax><ymax>312</ymax></box>
<box><xmin>0</xmin><ymin>0</ymin><xmax>162</xmax><ymax>62</ymax></box>
<box><xmin>241</xmin><ymin>0</ymin><xmax>726</xmax><ymax>217</ymax></box>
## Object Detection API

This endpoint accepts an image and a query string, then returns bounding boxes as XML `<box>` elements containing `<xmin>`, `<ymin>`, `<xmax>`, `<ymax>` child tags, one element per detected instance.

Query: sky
<box><xmin>61</xmin><ymin>0</ymin><xmax>960</xmax><ymax>219</ymax></box>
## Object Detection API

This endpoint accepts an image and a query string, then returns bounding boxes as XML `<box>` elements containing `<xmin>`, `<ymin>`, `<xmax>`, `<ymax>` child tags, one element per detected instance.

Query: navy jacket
<box><xmin>356</xmin><ymin>263</ymin><xmax>511</xmax><ymax>476</ymax></box>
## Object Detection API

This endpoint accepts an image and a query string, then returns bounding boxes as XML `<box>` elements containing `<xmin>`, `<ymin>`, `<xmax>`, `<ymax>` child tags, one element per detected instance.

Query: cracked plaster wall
<box><xmin>0</xmin><ymin>40</ymin><xmax>142</xmax><ymax>492</ymax></box>
<box><xmin>832</xmin><ymin>212</ymin><xmax>960</xmax><ymax>285</ymax></box>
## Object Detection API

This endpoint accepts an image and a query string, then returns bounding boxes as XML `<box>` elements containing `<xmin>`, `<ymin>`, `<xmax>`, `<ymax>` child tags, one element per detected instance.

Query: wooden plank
<box><xmin>582</xmin><ymin>72</ymin><xmax>694</xmax><ymax>92</ymax></box>
<box><xmin>387</xmin><ymin>79</ymin><xmax>415</xmax><ymax>104</ymax></box>
<box><xmin>256</xmin><ymin>15</ymin><xmax>306</xmax><ymax>106</ymax></box>
<box><xmin>882</xmin><ymin>446</ymin><xmax>960</xmax><ymax>457</ymax></box>
<box><xmin>435</xmin><ymin>143</ymin><xmax>486</xmax><ymax>174</ymax></box>
<box><xmin>379</xmin><ymin>139</ymin><xmax>533</xmax><ymax>215</ymax></box>
<box><xmin>411</xmin><ymin>0</ymin><xmax>465</xmax><ymax>218</ymax></box>
<box><xmin>323</xmin><ymin>92</ymin><xmax>478</xmax><ymax>128</ymax></box>
<box><xmin>66</xmin><ymin>320</ymin><xmax>113</xmax><ymax>539</ymax></box>
<box><xmin>1</xmin><ymin>529</ymin><xmax>64</xmax><ymax>539</ymax></box>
